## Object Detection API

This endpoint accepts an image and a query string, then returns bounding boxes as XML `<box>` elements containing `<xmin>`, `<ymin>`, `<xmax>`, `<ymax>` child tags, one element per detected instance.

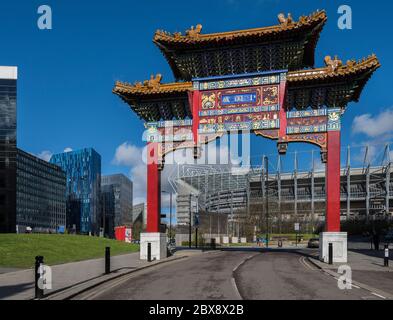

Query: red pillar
<box><xmin>326</xmin><ymin>130</ymin><xmax>341</xmax><ymax>232</ymax></box>
<box><xmin>278</xmin><ymin>75</ymin><xmax>287</xmax><ymax>139</ymax></box>
<box><xmin>190</xmin><ymin>90</ymin><xmax>200</xmax><ymax>149</ymax></box>
<box><xmin>146</xmin><ymin>142</ymin><xmax>161</xmax><ymax>233</ymax></box>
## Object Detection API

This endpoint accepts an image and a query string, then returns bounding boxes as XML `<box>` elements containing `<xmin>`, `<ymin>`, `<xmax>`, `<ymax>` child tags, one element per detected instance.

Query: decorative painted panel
<box><xmin>286</xmin><ymin>109</ymin><xmax>330</xmax><ymax>135</ymax></box>
<box><xmin>327</xmin><ymin>108</ymin><xmax>342</xmax><ymax>131</ymax></box>
<box><xmin>196</xmin><ymin>72</ymin><xmax>286</xmax><ymax>134</ymax></box>
<box><xmin>195</xmin><ymin>73</ymin><xmax>282</xmax><ymax>91</ymax></box>
<box><xmin>145</xmin><ymin>120</ymin><xmax>193</xmax><ymax>143</ymax></box>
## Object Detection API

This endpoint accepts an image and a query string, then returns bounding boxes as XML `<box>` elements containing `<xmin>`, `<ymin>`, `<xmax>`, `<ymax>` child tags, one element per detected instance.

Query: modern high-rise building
<box><xmin>101</xmin><ymin>174</ymin><xmax>133</xmax><ymax>227</ymax></box>
<box><xmin>16</xmin><ymin>149</ymin><xmax>67</xmax><ymax>233</ymax></box>
<box><xmin>132</xmin><ymin>202</ymin><xmax>147</xmax><ymax>227</ymax></box>
<box><xmin>50</xmin><ymin>148</ymin><xmax>101</xmax><ymax>235</ymax></box>
<box><xmin>101</xmin><ymin>184</ymin><xmax>115</xmax><ymax>238</ymax></box>
<box><xmin>0</xmin><ymin>66</ymin><xmax>17</xmax><ymax>233</ymax></box>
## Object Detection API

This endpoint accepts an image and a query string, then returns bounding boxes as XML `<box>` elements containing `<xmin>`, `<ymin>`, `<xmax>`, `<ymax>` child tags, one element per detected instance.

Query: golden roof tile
<box><xmin>113</xmin><ymin>54</ymin><xmax>379</xmax><ymax>100</ymax></box>
<box><xmin>153</xmin><ymin>10</ymin><xmax>327</xmax><ymax>44</ymax></box>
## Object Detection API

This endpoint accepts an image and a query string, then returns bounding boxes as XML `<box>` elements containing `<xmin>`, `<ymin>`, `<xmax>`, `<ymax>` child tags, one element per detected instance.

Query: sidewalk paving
<box><xmin>0</xmin><ymin>250</ymin><xmax>201</xmax><ymax>300</ymax></box>
<box><xmin>307</xmin><ymin>249</ymin><xmax>393</xmax><ymax>299</ymax></box>
<box><xmin>309</xmin><ymin>249</ymin><xmax>393</xmax><ymax>272</ymax></box>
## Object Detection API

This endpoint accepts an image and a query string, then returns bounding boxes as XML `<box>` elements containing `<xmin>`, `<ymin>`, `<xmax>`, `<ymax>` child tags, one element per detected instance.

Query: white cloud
<box><xmin>314</xmin><ymin>161</ymin><xmax>325</xmax><ymax>172</ymax></box>
<box><xmin>37</xmin><ymin>150</ymin><xmax>53</xmax><ymax>162</ymax></box>
<box><xmin>113</xmin><ymin>142</ymin><xmax>143</xmax><ymax>167</ymax></box>
<box><xmin>64</xmin><ymin>147</ymin><xmax>73</xmax><ymax>153</ymax></box>
<box><xmin>352</xmin><ymin>108</ymin><xmax>393</xmax><ymax>139</ymax></box>
<box><xmin>351</xmin><ymin>108</ymin><xmax>393</xmax><ymax>166</ymax></box>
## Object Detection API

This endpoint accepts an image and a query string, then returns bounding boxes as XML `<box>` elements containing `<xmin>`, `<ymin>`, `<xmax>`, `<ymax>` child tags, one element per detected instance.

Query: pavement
<box><xmin>0</xmin><ymin>250</ymin><xmax>201</xmax><ymax>300</ymax></box>
<box><xmin>306</xmin><ymin>248</ymin><xmax>393</xmax><ymax>299</ymax></box>
<box><xmin>309</xmin><ymin>249</ymin><xmax>393</xmax><ymax>272</ymax></box>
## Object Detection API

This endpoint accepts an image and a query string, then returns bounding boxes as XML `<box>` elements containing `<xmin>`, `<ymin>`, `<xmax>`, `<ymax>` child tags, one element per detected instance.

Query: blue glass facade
<box><xmin>50</xmin><ymin>148</ymin><xmax>101</xmax><ymax>234</ymax></box>
<box><xmin>0</xmin><ymin>67</ymin><xmax>17</xmax><ymax>233</ymax></box>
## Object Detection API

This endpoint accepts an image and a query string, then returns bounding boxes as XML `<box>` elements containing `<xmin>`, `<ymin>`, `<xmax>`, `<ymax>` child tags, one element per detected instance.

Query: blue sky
<box><xmin>0</xmin><ymin>0</ymin><xmax>392</xmax><ymax>205</ymax></box>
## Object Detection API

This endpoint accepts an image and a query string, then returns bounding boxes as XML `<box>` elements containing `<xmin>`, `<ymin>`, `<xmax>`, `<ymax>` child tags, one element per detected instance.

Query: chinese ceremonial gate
<box><xmin>113</xmin><ymin>10</ymin><xmax>380</xmax><ymax>262</ymax></box>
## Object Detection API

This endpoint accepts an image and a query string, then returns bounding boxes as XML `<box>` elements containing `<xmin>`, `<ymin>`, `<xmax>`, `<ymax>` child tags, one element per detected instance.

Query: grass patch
<box><xmin>226</xmin><ymin>243</ymin><xmax>254</xmax><ymax>247</ymax></box>
<box><xmin>0</xmin><ymin>234</ymin><xmax>139</xmax><ymax>269</ymax></box>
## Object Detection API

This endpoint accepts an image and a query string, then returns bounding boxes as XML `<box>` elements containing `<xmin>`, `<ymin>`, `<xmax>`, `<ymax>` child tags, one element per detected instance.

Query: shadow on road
<box><xmin>0</xmin><ymin>282</ymin><xmax>34</xmax><ymax>299</ymax></box>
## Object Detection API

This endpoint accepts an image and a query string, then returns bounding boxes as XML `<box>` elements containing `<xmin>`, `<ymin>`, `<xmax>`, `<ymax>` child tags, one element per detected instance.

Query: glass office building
<box><xmin>0</xmin><ymin>66</ymin><xmax>17</xmax><ymax>233</ymax></box>
<box><xmin>101</xmin><ymin>174</ymin><xmax>133</xmax><ymax>227</ymax></box>
<box><xmin>101</xmin><ymin>184</ymin><xmax>115</xmax><ymax>238</ymax></box>
<box><xmin>50</xmin><ymin>148</ymin><xmax>101</xmax><ymax>234</ymax></box>
<box><xmin>16</xmin><ymin>149</ymin><xmax>66</xmax><ymax>233</ymax></box>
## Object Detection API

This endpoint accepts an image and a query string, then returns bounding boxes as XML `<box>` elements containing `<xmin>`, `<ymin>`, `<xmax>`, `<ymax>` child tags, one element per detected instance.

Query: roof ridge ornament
<box><xmin>324</xmin><ymin>55</ymin><xmax>343</xmax><ymax>72</ymax></box>
<box><xmin>128</xmin><ymin>74</ymin><xmax>163</xmax><ymax>90</ymax></box>
<box><xmin>185</xmin><ymin>24</ymin><xmax>202</xmax><ymax>38</ymax></box>
<box><xmin>144</xmin><ymin>74</ymin><xmax>162</xmax><ymax>89</ymax></box>
<box><xmin>278</xmin><ymin>13</ymin><xmax>294</xmax><ymax>26</ymax></box>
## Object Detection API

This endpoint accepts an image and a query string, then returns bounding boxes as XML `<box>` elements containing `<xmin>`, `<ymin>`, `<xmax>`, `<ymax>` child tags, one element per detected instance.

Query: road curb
<box><xmin>40</xmin><ymin>255</ymin><xmax>189</xmax><ymax>300</ymax></box>
<box><xmin>231</xmin><ymin>253</ymin><xmax>261</xmax><ymax>300</ymax></box>
<box><xmin>306</xmin><ymin>257</ymin><xmax>393</xmax><ymax>300</ymax></box>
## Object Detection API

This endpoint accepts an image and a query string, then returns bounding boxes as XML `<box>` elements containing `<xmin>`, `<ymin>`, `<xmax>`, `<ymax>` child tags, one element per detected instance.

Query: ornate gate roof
<box><xmin>153</xmin><ymin>11</ymin><xmax>327</xmax><ymax>80</ymax></box>
<box><xmin>113</xmin><ymin>55</ymin><xmax>380</xmax><ymax>121</ymax></box>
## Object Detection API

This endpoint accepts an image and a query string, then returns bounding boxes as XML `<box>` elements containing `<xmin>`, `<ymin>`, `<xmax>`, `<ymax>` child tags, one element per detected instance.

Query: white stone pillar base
<box><xmin>140</xmin><ymin>233</ymin><xmax>167</xmax><ymax>261</ymax></box>
<box><xmin>231</xmin><ymin>237</ymin><xmax>239</xmax><ymax>244</ymax></box>
<box><xmin>319</xmin><ymin>232</ymin><xmax>348</xmax><ymax>263</ymax></box>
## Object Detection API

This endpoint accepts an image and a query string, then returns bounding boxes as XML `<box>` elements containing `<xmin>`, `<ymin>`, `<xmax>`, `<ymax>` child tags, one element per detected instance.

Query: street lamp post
<box><xmin>265</xmin><ymin>156</ymin><xmax>269</xmax><ymax>249</ymax></box>
<box><xmin>162</xmin><ymin>190</ymin><xmax>173</xmax><ymax>244</ymax></box>
<box><xmin>189</xmin><ymin>194</ymin><xmax>192</xmax><ymax>249</ymax></box>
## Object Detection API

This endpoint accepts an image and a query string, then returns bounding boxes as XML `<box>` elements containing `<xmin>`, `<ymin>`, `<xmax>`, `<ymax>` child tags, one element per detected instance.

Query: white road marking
<box><xmin>299</xmin><ymin>257</ymin><xmax>316</xmax><ymax>271</ymax></box>
<box><xmin>371</xmin><ymin>292</ymin><xmax>386</xmax><ymax>299</ymax></box>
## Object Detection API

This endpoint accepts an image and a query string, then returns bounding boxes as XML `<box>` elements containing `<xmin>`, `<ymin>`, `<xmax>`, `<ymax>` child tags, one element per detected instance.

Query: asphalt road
<box><xmin>82</xmin><ymin>249</ymin><xmax>386</xmax><ymax>300</ymax></box>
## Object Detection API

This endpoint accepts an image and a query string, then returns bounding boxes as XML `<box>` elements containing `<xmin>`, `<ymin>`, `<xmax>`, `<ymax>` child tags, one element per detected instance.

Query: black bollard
<box><xmin>195</xmin><ymin>228</ymin><xmax>198</xmax><ymax>249</ymax></box>
<box><xmin>35</xmin><ymin>256</ymin><xmax>44</xmax><ymax>299</ymax></box>
<box><xmin>328</xmin><ymin>243</ymin><xmax>333</xmax><ymax>265</ymax></box>
<box><xmin>147</xmin><ymin>242</ymin><xmax>152</xmax><ymax>262</ymax></box>
<box><xmin>211</xmin><ymin>238</ymin><xmax>216</xmax><ymax>250</ymax></box>
<box><xmin>105</xmin><ymin>247</ymin><xmax>110</xmax><ymax>274</ymax></box>
<box><xmin>384</xmin><ymin>245</ymin><xmax>389</xmax><ymax>267</ymax></box>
